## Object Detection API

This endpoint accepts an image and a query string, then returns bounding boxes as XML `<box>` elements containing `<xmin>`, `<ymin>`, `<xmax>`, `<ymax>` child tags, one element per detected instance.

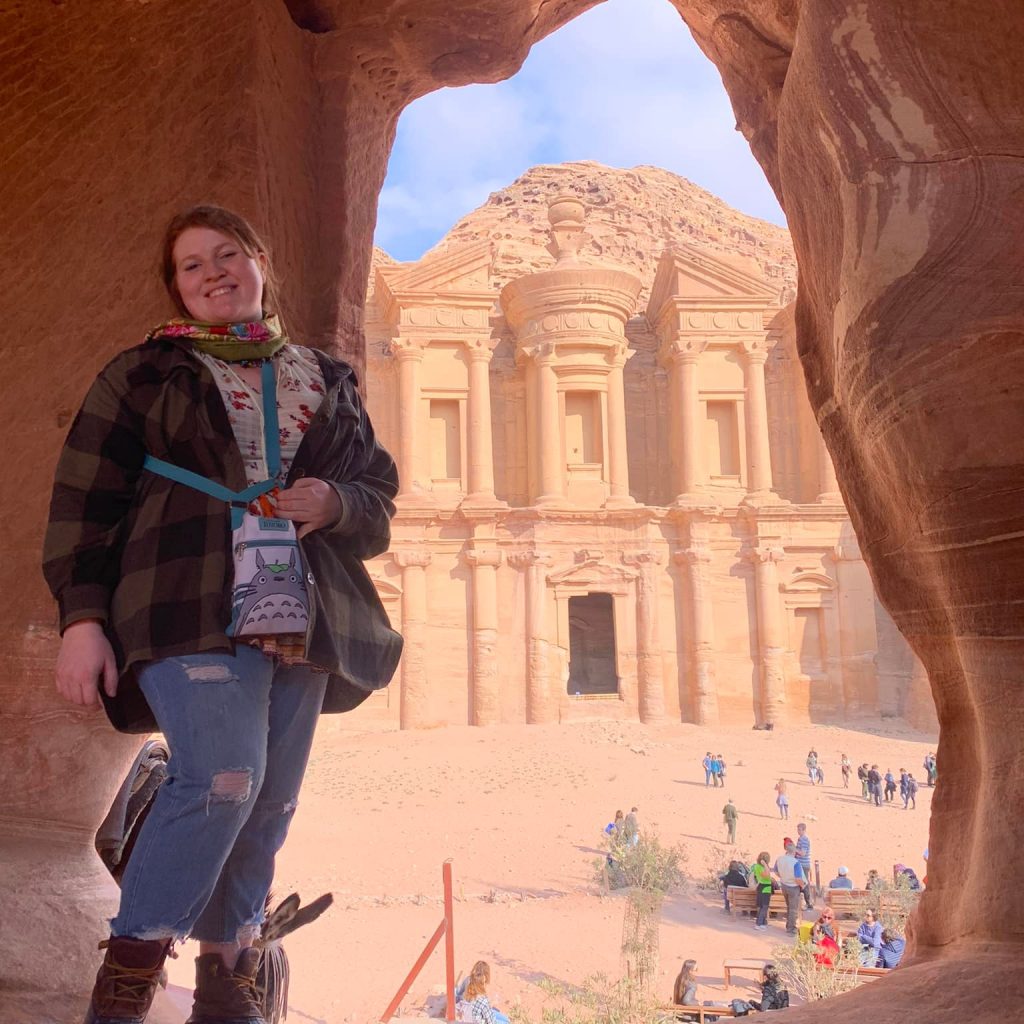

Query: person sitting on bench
<box><xmin>877</xmin><ymin>930</ymin><xmax>906</xmax><ymax>969</ymax></box>
<box><xmin>749</xmin><ymin>963</ymin><xmax>790</xmax><ymax>1012</ymax></box>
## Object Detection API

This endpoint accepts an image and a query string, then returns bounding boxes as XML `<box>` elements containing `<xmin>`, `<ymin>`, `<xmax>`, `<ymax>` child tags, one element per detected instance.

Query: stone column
<box><xmin>464</xmin><ymin>547</ymin><xmax>502</xmax><ymax>725</ymax></box>
<box><xmin>605</xmin><ymin>348</ymin><xmax>634</xmax><ymax>507</ymax></box>
<box><xmin>534</xmin><ymin>351</ymin><xmax>564</xmax><ymax>505</ymax></box>
<box><xmin>743</xmin><ymin>345</ymin><xmax>774</xmax><ymax>499</ymax></box>
<box><xmin>395</xmin><ymin>550</ymin><xmax>431</xmax><ymax>729</ymax></box>
<box><xmin>749</xmin><ymin>543</ymin><xmax>786</xmax><ymax>726</ymax></box>
<box><xmin>670</xmin><ymin>347</ymin><xmax>704</xmax><ymax>502</ymax></box>
<box><xmin>676</xmin><ymin>541</ymin><xmax>720</xmax><ymax>725</ymax></box>
<box><xmin>393</xmin><ymin>341</ymin><xmax>425</xmax><ymax>497</ymax></box>
<box><xmin>817</xmin><ymin>433</ymin><xmax>842</xmax><ymax>502</ymax></box>
<box><xmin>623</xmin><ymin>550</ymin><xmax>664</xmax><ymax>722</ymax></box>
<box><xmin>510</xmin><ymin>551</ymin><xmax>555</xmax><ymax>723</ymax></box>
<box><xmin>465</xmin><ymin>341</ymin><xmax>497</xmax><ymax>502</ymax></box>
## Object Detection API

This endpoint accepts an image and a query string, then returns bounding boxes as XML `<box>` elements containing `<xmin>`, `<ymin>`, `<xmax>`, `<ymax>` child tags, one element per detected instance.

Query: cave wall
<box><xmin>4</xmin><ymin>0</ymin><xmax>1023</xmax><ymax>1019</ymax></box>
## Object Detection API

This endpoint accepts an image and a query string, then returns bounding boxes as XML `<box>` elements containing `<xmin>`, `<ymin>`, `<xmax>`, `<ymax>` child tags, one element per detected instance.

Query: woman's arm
<box><xmin>42</xmin><ymin>361</ymin><xmax>144</xmax><ymax>631</ymax></box>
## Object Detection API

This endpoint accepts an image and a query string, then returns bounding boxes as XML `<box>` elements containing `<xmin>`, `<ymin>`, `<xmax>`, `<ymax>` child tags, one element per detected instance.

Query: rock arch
<box><xmin>3</xmin><ymin>1</ymin><xmax>1022</xmax><ymax>1019</ymax></box>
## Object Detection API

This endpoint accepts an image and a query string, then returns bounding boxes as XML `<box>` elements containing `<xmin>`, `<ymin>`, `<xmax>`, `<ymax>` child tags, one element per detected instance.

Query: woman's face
<box><xmin>172</xmin><ymin>225</ymin><xmax>266</xmax><ymax>323</ymax></box>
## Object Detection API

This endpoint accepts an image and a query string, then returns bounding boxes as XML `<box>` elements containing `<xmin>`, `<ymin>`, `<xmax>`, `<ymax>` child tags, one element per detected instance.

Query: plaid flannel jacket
<box><xmin>43</xmin><ymin>335</ymin><xmax>402</xmax><ymax>733</ymax></box>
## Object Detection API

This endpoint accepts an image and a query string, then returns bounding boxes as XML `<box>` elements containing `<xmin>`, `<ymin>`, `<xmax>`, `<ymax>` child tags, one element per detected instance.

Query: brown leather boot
<box><xmin>186</xmin><ymin>947</ymin><xmax>266</xmax><ymax>1024</ymax></box>
<box><xmin>83</xmin><ymin>936</ymin><xmax>171</xmax><ymax>1024</ymax></box>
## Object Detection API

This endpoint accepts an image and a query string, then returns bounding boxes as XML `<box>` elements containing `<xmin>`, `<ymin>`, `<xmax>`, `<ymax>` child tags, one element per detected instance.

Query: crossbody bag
<box><xmin>143</xmin><ymin>359</ymin><xmax>310</xmax><ymax>637</ymax></box>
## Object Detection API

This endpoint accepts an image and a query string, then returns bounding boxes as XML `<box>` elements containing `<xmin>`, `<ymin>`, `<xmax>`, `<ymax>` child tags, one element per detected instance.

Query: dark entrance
<box><xmin>568</xmin><ymin>592</ymin><xmax>618</xmax><ymax>695</ymax></box>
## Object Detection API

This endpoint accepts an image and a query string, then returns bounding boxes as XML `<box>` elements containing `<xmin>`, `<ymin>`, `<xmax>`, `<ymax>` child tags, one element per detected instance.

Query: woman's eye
<box><xmin>183</xmin><ymin>262</ymin><xmax>200</xmax><ymax>272</ymax></box>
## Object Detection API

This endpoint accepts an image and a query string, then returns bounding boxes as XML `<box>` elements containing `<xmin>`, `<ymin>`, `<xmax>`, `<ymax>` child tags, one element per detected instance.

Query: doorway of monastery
<box><xmin>353</xmin><ymin>0</ymin><xmax>938</xmax><ymax>736</ymax></box>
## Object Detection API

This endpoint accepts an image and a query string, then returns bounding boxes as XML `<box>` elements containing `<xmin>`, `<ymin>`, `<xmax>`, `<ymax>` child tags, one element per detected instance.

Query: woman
<box><xmin>840</xmin><ymin>753</ymin><xmax>851</xmax><ymax>789</ymax></box>
<box><xmin>720</xmin><ymin>859</ymin><xmax>750</xmax><ymax>913</ymax></box>
<box><xmin>805</xmin><ymin>750</ymin><xmax>818</xmax><ymax>784</ymax></box>
<box><xmin>459</xmin><ymin>961</ymin><xmax>509</xmax><ymax>1024</ymax></box>
<box><xmin>673</xmin><ymin>959</ymin><xmax>699</xmax><ymax>1007</ymax></box>
<box><xmin>752</xmin><ymin>851</ymin><xmax>774</xmax><ymax>930</ymax></box>
<box><xmin>814</xmin><ymin>907</ymin><xmax>840</xmax><ymax>942</ymax></box>
<box><xmin>749</xmin><ymin>963</ymin><xmax>789</xmax><ymax>1012</ymax></box>
<box><xmin>857</xmin><ymin>909</ymin><xmax>884</xmax><ymax>965</ymax></box>
<box><xmin>811</xmin><ymin>921</ymin><xmax>840</xmax><ymax>966</ymax></box>
<box><xmin>774</xmin><ymin>778</ymin><xmax>789</xmax><ymax>819</ymax></box>
<box><xmin>44</xmin><ymin>206</ymin><xmax>401</xmax><ymax>1024</ymax></box>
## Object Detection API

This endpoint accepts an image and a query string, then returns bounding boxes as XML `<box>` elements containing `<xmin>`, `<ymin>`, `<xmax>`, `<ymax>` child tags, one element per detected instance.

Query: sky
<box><xmin>373</xmin><ymin>0</ymin><xmax>786</xmax><ymax>262</ymax></box>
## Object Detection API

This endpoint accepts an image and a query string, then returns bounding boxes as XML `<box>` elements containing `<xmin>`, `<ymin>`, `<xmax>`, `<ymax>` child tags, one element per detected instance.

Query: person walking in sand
<box><xmin>840</xmin><ymin>753</ymin><xmax>851</xmax><ymax>789</ymax></box>
<box><xmin>858</xmin><ymin>762</ymin><xmax>870</xmax><ymax>799</ymax></box>
<box><xmin>723</xmin><ymin>798</ymin><xmax>739</xmax><ymax>844</ymax></box>
<box><xmin>867</xmin><ymin>764</ymin><xmax>883</xmax><ymax>806</ymax></box>
<box><xmin>924</xmin><ymin>752</ymin><xmax>938</xmax><ymax>787</ymax></box>
<box><xmin>805</xmin><ymin>750</ymin><xmax>819</xmax><ymax>785</ymax></box>
<box><xmin>795</xmin><ymin>823</ymin><xmax>814</xmax><ymax>909</ymax></box>
<box><xmin>903</xmin><ymin>773</ymin><xmax>919</xmax><ymax>809</ymax></box>
<box><xmin>702</xmin><ymin>751</ymin><xmax>713</xmax><ymax>787</ymax></box>
<box><xmin>716</xmin><ymin>753</ymin><xmax>728</xmax><ymax>787</ymax></box>
<box><xmin>774</xmin><ymin>778</ymin><xmax>789</xmax><ymax>819</ymax></box>
<box><xmin>623</xmin><ymin>806</ymin><xmax>640</xmax><ymax>844</ymax></box>
<box><xmin>884</xmin><ymin>769</ymin><xmax>897</xmax><ymax>802</ymax></box>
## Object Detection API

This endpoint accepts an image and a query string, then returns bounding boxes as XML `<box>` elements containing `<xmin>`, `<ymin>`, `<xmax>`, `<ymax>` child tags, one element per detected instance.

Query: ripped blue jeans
<box><xmin>111</xmin><ymin>646</ymin><xmax>327</xmax><ymax>943</ymax></box>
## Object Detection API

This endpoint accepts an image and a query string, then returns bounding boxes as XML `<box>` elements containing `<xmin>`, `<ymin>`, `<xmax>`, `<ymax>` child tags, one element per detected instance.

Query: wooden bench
<box><xmin>727</xmin><ymin>886</ymin><xmax>788</xmax><ymax>918</ymax></box>
<box><xmin>722</xmin><ymin>958</ymin><xmax>770</xmax><ymax>986</ymax></box>
<box><xmin>661</xmin><ymin>1005</ymin><xmax>738</xmax><ymax>1022</ymax></box>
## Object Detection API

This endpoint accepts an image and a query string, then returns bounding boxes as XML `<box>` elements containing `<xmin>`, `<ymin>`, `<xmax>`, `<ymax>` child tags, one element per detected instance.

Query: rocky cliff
<box><xmin>376</xmin><ymin>161</ymin><xmax>796</xmax><ymax>306</ymax></box>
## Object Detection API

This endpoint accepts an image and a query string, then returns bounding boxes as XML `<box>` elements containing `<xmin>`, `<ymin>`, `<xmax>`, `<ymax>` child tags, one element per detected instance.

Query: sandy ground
<box><xmin>163</xmin><ymin>717</ymin><xmax>936</xmax><ymax>1023</ymax></box>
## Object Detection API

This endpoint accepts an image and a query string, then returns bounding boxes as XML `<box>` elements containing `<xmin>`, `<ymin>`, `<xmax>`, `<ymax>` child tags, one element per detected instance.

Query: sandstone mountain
<box><xmin>373</xmin><ymin>161</ymin><xmax>796</xmax><ymax>308</ymax></box>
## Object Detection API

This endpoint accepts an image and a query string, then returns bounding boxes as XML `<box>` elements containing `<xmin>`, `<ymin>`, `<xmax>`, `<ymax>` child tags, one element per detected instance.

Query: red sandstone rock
<box><xmin>4</xmin><ymin>1</ymin><xmax>1023</xmax><ymax>1021</ymax></box>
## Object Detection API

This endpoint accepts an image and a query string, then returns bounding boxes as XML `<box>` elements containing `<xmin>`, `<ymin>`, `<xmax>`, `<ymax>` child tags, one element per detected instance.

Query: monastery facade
<box><xmin>355</xmin><ymin>195</ymin><xmax>931</xmax><ymax>730</ymax></box>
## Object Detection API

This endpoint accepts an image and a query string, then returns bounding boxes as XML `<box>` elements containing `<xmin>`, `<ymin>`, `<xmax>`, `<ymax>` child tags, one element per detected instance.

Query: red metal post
<box><xmin>443</xmin><ymin>859</ymin><xmax>455</xmax><ymax>1019</ymax></box>
<box><xmin>379</xmin><ymin>860</ymin><xmax>457</xmax><ymax>1022</ymax></box>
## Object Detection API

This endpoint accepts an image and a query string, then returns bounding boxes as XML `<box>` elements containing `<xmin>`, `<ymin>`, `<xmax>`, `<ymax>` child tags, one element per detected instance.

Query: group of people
<box><xmin>673</xmin><ymin>959</ymin><xmax>789</xmax><ymax>1017</ymax></box>
<box><xmin>702</xmin><ymin>752</ymin><xmax>729</xmax><ymax>787</ymax></box>
<box><xmin>806</xmin><ymin>907</ymin><xmax>906</xmax><ymax>969</ymax></box>
<box><xmin>852</xmin><ymin>763</ymin><xmax>921</xmax><ymax>809</ymax></box>
<box><xmin>604</xmin><ymin>807</ymin><xmax>640</xmax><ymax>846</ymax></box>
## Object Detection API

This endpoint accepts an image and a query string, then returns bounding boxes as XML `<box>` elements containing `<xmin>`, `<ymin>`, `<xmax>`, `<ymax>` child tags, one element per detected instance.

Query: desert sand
<box><xmin>161</xmin><ymin>718</ymin><xmax>935</xmax><ymax>1023</ymax></box>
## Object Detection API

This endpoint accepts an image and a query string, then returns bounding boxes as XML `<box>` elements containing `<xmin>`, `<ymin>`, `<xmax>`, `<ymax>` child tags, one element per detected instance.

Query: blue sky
<box><xmin>374</xmin><ymin>0</ymin><xmax>785</xmax><ymax>261</ymax></box>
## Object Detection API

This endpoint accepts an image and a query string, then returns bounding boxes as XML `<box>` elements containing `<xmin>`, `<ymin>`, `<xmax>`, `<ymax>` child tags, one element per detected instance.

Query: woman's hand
<box><xmin>56</xmin><ymin>620</ymin><xmax>118</xmax><ymax>707</ymax></box>
<box><xmin>275</xmin><ymin>478</ymin><xmax>342</xmax><ymax>539</ymax></box>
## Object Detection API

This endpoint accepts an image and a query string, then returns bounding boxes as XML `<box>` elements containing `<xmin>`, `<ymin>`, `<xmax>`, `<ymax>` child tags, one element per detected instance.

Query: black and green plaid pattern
<box><xmin>43</xmin><ymin>336</ymin><xmax>402</xmax><ymax>733</ymax></box>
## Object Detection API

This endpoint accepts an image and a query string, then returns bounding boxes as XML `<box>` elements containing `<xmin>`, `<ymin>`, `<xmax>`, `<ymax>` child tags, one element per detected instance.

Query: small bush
<box><xmin>770</xmin><ymin>938</ymin><xmax>863</xmax><ymax>1002</ymax></box>
<box><xmin>853</xmin><ymin>874</ymin><xmax>920</xmax><ymax>937</ymax></box>
<box><xmin>508</xmin><ymin>973</ymin><xmax>676</xmax><ymax>1024</ymax></box>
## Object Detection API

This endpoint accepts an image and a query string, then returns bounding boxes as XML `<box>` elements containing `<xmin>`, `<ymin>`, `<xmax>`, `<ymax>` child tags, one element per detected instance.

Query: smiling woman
<box><xmin>41</xmin><ymin>204</ymin><xmax>403</xmax><ymax>1024</ymax></box>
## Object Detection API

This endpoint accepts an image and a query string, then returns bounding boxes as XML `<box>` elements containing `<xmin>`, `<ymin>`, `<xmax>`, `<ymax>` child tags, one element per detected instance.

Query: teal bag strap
<box><xmin>143</xmin><ymin>358</ymin><xmax>284</xmax><ymax>530</ymax></box>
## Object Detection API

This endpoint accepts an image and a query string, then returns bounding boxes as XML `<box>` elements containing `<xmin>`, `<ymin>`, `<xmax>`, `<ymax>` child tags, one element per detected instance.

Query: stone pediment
<box><xmin>647</xmin><ymin>243</ymin><xmax>776</xmax><ymax>323</ymax></box>
<box><xmin>781</xmin><ymin>570</ymin><xmax>835</xmax><ymax>593</ymax></box>
<box><xmin>547</xmin><ymin>558</ymin><xmax>637</xmax><ymax>593</ymax></box>
<box><xmin>376</xmin><ymin>240</ymin><xmax>495</xmax><ymax>299</ymax></box>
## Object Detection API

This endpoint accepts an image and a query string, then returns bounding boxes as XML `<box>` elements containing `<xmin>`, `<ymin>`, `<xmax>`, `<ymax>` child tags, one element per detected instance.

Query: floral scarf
<box><xmin>146</xmin><ymin>313</ymin><xmax>287</xmax><ymax>362</ymax></box>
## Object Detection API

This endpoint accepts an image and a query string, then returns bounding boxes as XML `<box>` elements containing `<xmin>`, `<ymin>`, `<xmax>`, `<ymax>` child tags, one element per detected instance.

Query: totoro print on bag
<box><xmin>229</xmin><ymin>515</ymin><xmax>310</xmax><ymax>636</ymax></box>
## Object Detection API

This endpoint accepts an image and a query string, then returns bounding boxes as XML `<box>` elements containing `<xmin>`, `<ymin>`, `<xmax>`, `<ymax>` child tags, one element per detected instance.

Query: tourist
<box><xmin>605</xmin><ymin>809</ymin><xmax>625</xmax><ymax>839</ymax></box>
<box><xmin>815</xmin><ymin>907</ymin><xmax>841</xmax><ymax>942</ymax></box>
<box><xmin>672</xmin><ymin>959</ymin><xmax>729</xmax><ymax>1021</ymax></box>
<box><xmin>867</xmin><ymin>764</ymin><xmax>883</xmax><ymax>806</ymax></box>
<box><xmin>723</xmin><ymin>797</ymin><xmax>739</xmax><ymax>845</ymax></box>
<box><xmin>709</xmin><ymin>753</ymin><xmax>722</xmax><ymax>787</ymax></box>
<box><xmin>858</xmin><ymin>762</ymin><xmax>870</xmax><ymax>799</ymax></box>
<box><xmin>752</xmin><ymin>852</ymin><xmax>774</xmax><ymax>930</ymax></box>
<box><xmin>795</xmin><ymin>823</ymin><xmax>814</xmax><ymax>909</ymax></box>
<box><xmin>805</xmin><ymin>750</ymin><xmax>819</xmax><ymax>785</ymax></box>
<box><xmin>720</xmin><ymin>859</ymin><xmax>750</xmax><ymax>913</ymax></box>
<box><xmin>884</xmin><ymin>769</ymin><xmax>897</xmax><ymax>802</ymax></box>
<box><xmin>703</xmin><ymin>751</ymin><xmax>714</xmax><ymax>787</ymax></box>
<box><xmin>773</xmin><ymin>841</ymin><xmax>806</xmax><ymax>935</ymax></box>
<box><xmin>673</xmin><ymin>958</ymin><xmax>699</xmax><ymax>1007</ymax></box>
<box><xmin>903</xmin><ymin>773</ymin><xmax>919</xmax><ymax>810</ymax></box>
<box><xmin>748</xmin><ymin>964</ymin><xmax>790</xmax><ymax>1012</ymax></box>
<box><xmin>828</xmin><ymin>865</ymin><xmax>854</xmax><ymax>889</ymax></box>
<box><xmin>774</xmin><ymin>778</ymin><xmax>789</xmax><ymax>820</ymax></box>
<box><xmin>857</xmin><ymin>909</ymin><xmax>884</xmax><ymax>965</ymax></box>
<box><xmin>458</xmin><ymin>961</ymin><xmax>510</xmax><ymax>1024</ymax></box>
<box><xmin>811</xmin><ymin>921</ymin><xmax>840</xmax><ymax>966</ymax></box>
<box><xmin>840</xmin><ymin>753</ymin><xmax>852</xmax><ymax>789</ymax></box>
<box><xmin>896</xmin><ymin>864</ymin><xmax>922</xmax><ymax>891</ymax></box>
<box><xmin>43</xmin><ymin>205</ymin><xmax>400</xmax><ymax>1024</ymax></box>
<box><xmin>877</xmin><ymin>929</ymin><xmax>906</xmax><ymax>969</ymax></box>
<box><xmin>924</xmin><ymin>752</ymin><xmax>938</xmax><ymax>787</ymax></box>
<box><xmin>865</xmin><ymin>869</ymin><xmax>884</xmax><ymax>891</ymax></box>
<box><xmin>624</xmin><ymin>806</ymin><xmax>640</xmax><ymax>844</ymax></box>
<box><xmin>716</xmin><ymin>753</ymin><xmax>728</xmax><ymax>787</ymax></box>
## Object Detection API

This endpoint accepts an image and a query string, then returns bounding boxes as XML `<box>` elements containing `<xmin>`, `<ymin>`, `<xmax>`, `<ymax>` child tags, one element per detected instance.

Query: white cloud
<box><xmin>374</xmin><ymin>0</ymin><xmax>784</xmax><ymax>260</ymax></box>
